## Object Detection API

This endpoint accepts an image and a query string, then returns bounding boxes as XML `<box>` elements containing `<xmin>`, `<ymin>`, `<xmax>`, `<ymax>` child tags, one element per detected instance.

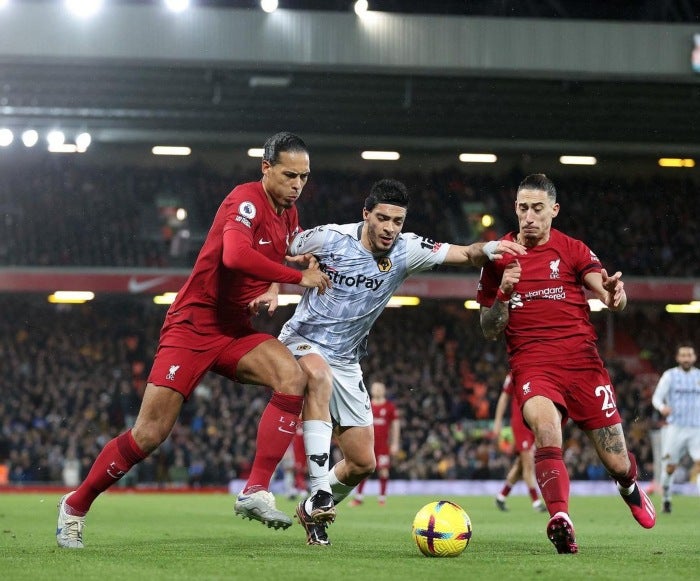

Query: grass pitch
<box><xmin>1</xmin><ymin>492</ymin><xmax>697</xmax><ymax>580</ymax></box>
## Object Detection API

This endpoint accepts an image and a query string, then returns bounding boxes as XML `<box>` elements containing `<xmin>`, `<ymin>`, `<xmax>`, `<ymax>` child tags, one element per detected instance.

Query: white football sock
<box><xmin>303</xmin><ymin>420</ymin><xmax>333</xmax><ymax>494</ymax></box>
<box><xmin>329</xmin><ymin>466</ymin><xmax>355</xmax><ymax>505</ymax></box>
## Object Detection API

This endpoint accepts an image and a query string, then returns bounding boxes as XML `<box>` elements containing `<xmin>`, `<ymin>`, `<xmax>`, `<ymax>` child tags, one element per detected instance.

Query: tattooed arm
<box><xmin>480</xmin><ymin>259</ymin><xmax>521</xmax><ymax>340</ymax></box>
<box><xmin>480</xmin><ymin>302</ymin><xmax>510</xmax><ymax>340</ymax></box>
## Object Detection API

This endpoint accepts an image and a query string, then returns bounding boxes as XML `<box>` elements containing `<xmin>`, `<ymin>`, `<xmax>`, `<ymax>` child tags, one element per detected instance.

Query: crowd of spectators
<box><xmin>2</xmin><ymin>293</ymin><xmax>697</xmax><ymax>489</ymax></box>
<box><xmin>1</xmin><ymin>158</ymin><xmax>700</xmax><ymax>276</ymax></box>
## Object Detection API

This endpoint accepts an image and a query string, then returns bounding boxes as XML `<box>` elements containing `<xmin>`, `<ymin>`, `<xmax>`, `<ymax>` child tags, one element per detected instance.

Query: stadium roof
<box><xmin>4</xmin><ymin>60</ymin><xmax>699</xmax><ymax>155</ymax></box>
<box><xmin>2</xmin><ymin>1</ymin><xmax>700</xmax><ymax>159</ymax></box>
<box><xmin>117</xmin><ymin>1</ymin><xmax>700</xmax><ymax>23</ymax></box>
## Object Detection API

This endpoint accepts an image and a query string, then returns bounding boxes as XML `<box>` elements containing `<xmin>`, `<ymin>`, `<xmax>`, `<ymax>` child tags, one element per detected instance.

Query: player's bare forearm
<box><xmin>587</xmin><ymin>269</ymin><xmax>627</xmax><ymax>312</ymax></box>
<box><xmin>443</xmin><ymin>243</ymin><xmax>484</xmax><ymax>267</ymax></box>
<box><xmin>443</xmin><ymin>240</ymin><xmax>525</xmax><ymax>268</ymax></box>
<box><xmin>467</xmin><ymin>243</ymin><xmax>490</xmax><ymax>267</ymax></box>
<box><xmin>480</xmin><ymin>303</ymin><xmax>509</xmax><ymax>340</ymax></box>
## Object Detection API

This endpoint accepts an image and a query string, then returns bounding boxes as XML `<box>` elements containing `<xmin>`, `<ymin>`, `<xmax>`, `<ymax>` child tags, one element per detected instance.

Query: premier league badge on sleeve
<box><xmin>238</xmin><ymin>201</ymin><xmax>257</xmax><ymax>220</ymax></box>
<box><xmin>235</xmin><ymin>201</ymin><xmax>257</xmax><ymax>227</ymax></box>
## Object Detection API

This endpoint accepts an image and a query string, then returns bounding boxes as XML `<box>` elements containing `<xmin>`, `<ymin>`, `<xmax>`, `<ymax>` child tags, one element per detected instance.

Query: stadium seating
<box><xmin>2</xmin><ymin>293</ymin><xmax>697</xmax><ymax>487</ymax></box>
<box><xmin>1</xmin><ymin>161</ymin><xmax>699</xmax><ymax>275</ymax></box>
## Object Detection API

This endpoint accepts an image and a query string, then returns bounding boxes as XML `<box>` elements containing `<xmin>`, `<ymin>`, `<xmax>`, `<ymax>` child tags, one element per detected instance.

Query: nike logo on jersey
<box><xmin>259</xmin><ymin>238</ymin><xmax>272</xmax><ymax>245</ymax></box>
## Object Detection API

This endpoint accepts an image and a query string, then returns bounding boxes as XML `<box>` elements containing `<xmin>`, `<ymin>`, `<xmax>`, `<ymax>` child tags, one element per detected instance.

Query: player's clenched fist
<box><xmin>499</xmin><ymin>259</ymin><xmax>521</xmax><ymax>296</ymax></box>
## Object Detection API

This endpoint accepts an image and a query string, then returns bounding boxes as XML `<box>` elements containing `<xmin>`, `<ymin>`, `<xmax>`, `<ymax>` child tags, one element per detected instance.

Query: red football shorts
<box><xmin>375</xmin><ymin>452</ymin><xmax>391</xmax><ymax>471</ymax></box>
<box><xmin>510</xmin><ymin>406</ymin><xmax>535</xmax><ymax>453</ymax></box>
<box><xmin>511</xmin><ymin>361</ymin><xmax>622</xmax><ymax>431</ymax></box>
<box><xmin>147</xmin><ymin>307</ymin><xmax>274</xmax><ymax>400</ymax></box>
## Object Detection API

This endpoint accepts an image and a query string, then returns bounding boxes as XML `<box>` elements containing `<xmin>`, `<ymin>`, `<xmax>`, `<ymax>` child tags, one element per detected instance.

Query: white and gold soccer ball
<box><xmin>412</xmin><ymin>500</ymin><xmax>472</xmax><ymax>558</ymax></box>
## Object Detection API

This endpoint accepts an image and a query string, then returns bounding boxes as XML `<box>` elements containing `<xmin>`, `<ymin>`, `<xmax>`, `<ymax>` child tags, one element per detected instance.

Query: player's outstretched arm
<box><xmin>443</xmin><ymin>240</ymin><xmax>526</xmax><ymax>267</ymax></box>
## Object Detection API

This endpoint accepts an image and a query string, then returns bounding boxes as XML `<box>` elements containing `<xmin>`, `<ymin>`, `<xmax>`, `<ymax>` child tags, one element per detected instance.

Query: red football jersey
<box><xmin>171</xmin><ymin>180</ymin><xmax>300</xmax><ymax>322</ymax></box>
<box><xmin>477</xmin><ymin>229</ymin><xmax>602</xmax><ymax>368</ymax></box>
<box><xmin>372</xmin><ymin>400</ymin><xmax>397</xmax><ymax>454</ymax></box>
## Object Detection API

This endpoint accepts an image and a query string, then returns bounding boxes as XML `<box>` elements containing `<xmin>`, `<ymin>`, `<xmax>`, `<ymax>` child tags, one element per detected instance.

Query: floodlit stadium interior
<box><xmin>1</xmin><ymin>1</ymin><xmax>699</xmax><ymax>491</ymax></box>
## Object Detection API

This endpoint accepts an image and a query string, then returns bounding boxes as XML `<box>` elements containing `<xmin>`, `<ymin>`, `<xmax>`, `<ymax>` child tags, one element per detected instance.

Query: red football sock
<box><xmin>534</xmin><ymin>446</ymin><xmax>570</xmax><ymax>516</ymax></box>
<box><xmin>617</xmin><ymin>451</ymin><xmax>638</xmax><ymax>488</ymax></box>
<box><xmin>243</xmin><ymin>393</ymin><xmax>304</xmax><ymax>493</ymax></box>
<box><xmin>294</xmin><ymin>468</ymin><xmax>307</xmax><ymax>491</ymax></box>
<box><xmin>500</xmin><ymin>483</ymin><xmax>513</xmax><ymax>498</ymax></box>
<box><xmin>528</xmin><ymin>487</ymin><xmax>540</xmax><ymax>502</ymax></box>
<box><xmin>356</xmin><ymin>479</ymin><xmax>366</xmax><ymax>494</ymax></box>
<box><xmin>379</xmin><ymin>477</ymin><xmax>388</xmax><ymax>496</ymax></box>
<box><xmin>68</xmin><ymin>430</ymin><xmax>146</xmax><ymax>514</ymax></box>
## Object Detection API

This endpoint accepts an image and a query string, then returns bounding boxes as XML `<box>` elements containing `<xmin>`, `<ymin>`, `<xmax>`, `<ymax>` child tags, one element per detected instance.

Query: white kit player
<box><xmin>651</xmin><ymin>342</ymin><xmax>700</xmax><ymax>514</ymax></box>
<box><xmin>266</xmin><ymin>178</ymin><xmax>525</xmax><ymax>545</ymax></box>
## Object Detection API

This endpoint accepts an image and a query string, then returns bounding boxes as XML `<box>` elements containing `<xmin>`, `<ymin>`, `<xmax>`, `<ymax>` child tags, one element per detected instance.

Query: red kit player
<box><xmin>478</xmin><ymin>173</ymin><xmax>655</xmax><ymax>554</ymax></box>
<box><xmin>56</xmin><ymin>132</ymin><xmax>330</xmax><ymax>549</ymax></box>
<box><xmin>349</xmin><ymin>381</ymin><xmax>400</xmax><ymax>506</ymax></box>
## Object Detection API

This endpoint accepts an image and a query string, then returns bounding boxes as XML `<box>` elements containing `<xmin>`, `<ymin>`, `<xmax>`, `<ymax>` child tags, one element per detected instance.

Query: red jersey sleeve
<box><xmin>572</xmin><ymin>238</ymin><xmax>602</xmax><ymax>281</ymax></box>
<box><xmin>220</xmin><ymin>183</ymin><xmax>303</xmax><ymax>285</ymax></box>
<box><xmin>222</xmin><ymin>228</ymin><xmax>302</xmax><ymax>284</ymax></box>
<box><xmin>477</xmin><ymin>261</ymin><xmax>502</xmax><ymax>307</ymax></box>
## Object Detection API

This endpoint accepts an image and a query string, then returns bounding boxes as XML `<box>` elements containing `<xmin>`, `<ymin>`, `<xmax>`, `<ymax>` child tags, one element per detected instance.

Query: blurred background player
<box><xmin>281</xmin><ymin>419</ymin><xmax>308</xmax><ymax>500</ymax></box>
<box><xmin>651</xmin><ymin>342</ymin><xmax>700</xmax><ymax>514</ymax></box>
<box><xmin>349</xmin><ymin>381</ymin><xmax>400</xmax><ymax>506</ymax></box>
<box><xmin>492</xmin><ymin>372</ymin><xmax>546</xmax><ymax>513</ymax></box>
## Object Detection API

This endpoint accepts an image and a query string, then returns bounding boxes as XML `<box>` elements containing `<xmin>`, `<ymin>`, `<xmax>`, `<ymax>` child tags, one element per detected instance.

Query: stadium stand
<box><xmin>1</xmin><ymin>161</ymin><xmax>700</xmax><ymax>276</ymax></box>
<box><xmin>2</xmin><ymin>289</ymin><xmax>697</xmax><ymax>488</ymax></box>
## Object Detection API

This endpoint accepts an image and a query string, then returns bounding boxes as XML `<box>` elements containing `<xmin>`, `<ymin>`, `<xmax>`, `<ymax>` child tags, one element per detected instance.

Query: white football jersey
<box><xmin>652</xmin><ymin>366</ymin><xmax>700</xmax><ymax>427</ymax></box>
<box><xmin>279</xmin><ymin>222</ymin><xmax>450</xmax><ymax>364</ymax></box>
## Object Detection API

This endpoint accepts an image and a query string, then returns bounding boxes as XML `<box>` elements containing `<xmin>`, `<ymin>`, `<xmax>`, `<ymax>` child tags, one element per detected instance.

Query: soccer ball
<box><xmin>412</xmin><ymin>500</ymin><xmax>472</xmax><ymax>558</ymax></box>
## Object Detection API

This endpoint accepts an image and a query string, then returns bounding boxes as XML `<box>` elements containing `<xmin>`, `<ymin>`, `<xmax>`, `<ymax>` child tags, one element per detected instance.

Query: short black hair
<box><xmin>262</xmin><ymin>132</ymin><xmax>308</xmax><ymax>165</ymax></box>
<box><xmin>364</xmin><ymin>179</ymin><xmax>410</xmax><ymax>211</ymax></box>
<box><xmin>518</xmin><ymin>173</ymin><xmax>557</xmax><ymax>203</ymax></box>
<box><xmin>676</xmin><ymin>341</ymin><xmax>696</xmax><ymax>353</ymax></box>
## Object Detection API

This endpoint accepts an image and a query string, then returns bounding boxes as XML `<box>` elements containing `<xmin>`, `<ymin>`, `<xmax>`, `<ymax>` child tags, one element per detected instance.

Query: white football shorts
<box><xmin>662</xmin><ymin>424</ymin><xmax>700</xmax><ymax>463</ymax></box>
<box><xmin>282</xmin><ymin>337</ymin><xmax>372</xmax><ymax>428</ymax></box>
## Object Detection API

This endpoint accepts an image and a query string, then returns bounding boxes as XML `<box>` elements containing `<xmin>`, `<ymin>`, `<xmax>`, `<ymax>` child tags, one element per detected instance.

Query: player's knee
<box><xmin>275</xmin><ymin>363</ymin><xmax>307</xmax><ymax>396</ymax></box>
<box><xmin>532</xmin><ymin>422</ymin><xmax>561</xmax><ymax>447</ymax></box>
<box><xmin>131</xmin><ymin>423</ymin><xmax>169</xmax><ymax>455</ymax></box>
<box><xmin>304</xmin><ymin>366</ymin><xmax>332</xmax><ymax>401</ymax></box>
<box><xmin>305</xmin><ymin>365</ymin><xmax>333</xmax><ymax>390</ymax></box>
<box><xmin>361</xmin><ymin>458</ymin><xmax>377</xmax><ymax>478</ymax></box>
